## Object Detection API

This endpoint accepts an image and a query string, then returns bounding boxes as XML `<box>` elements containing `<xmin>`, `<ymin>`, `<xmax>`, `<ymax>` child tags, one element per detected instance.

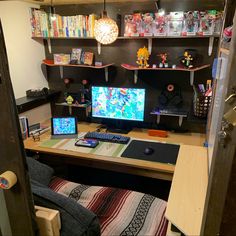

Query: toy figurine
<box><xmin>181</xmin><ymin>51</ymin><xmax>194</xmax><ymax>68</ymax></box>
<box><xmin>158</xmin><ymin>53</ymin><xmax>168</xmax><ymax>68</ymax></box>
<box><xmin>66</xmin><ymin>95</ymin><xmax>74</xmax><ymax>105</ymax></box>
<box><xmin>136</xmin><ymin>46</ymin><xmax>150</xmax><ymax>68</ymax></box>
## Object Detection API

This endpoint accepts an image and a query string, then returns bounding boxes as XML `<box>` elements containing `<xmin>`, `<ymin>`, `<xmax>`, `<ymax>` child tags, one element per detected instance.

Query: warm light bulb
<box><xmin>94</xmin><ymin>17</ymin><xmax>118</xmax><ymax>45</ymax></box>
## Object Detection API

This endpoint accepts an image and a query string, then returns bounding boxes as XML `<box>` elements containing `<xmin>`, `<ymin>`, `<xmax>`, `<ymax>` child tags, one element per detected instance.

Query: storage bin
<box><xmin>193</xmin><ymin>92</ymin><xmax>212</xmax><ymax>118</ymax></box>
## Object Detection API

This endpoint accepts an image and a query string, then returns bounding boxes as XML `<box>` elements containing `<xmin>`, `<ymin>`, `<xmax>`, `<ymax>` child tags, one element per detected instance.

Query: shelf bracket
<box><xmin>97</xmin><ymin>42</ymin><xmax>101</xmax><ymax>55</ymax></box>
<box><xmin>179</xmin><ymin>116</ymin><xmax>184</xmax><ymax>127</ymax></box>
<box><xmin>134</xmin><ymin>70</ymin><xmax>138</xmax><ymax>84</ymax></box>
<box><xmin>47</xmin><ymin>39</ymin><xmax>52</xmax><ymax>54</ymax></box>
<box><xmin>68</xmin><ymin>106</ymin><xmax>72</xmax><ymax>115</ymax></box>
<box><xmin>105</xmin><ymin>67</ymin><xmax>108</xmax><ymax>82</ymax></box>
<box><xmin>59</xmin><ymin>66</ymin><xmax>63</xmax><ymax>79</ymax></box>
<box><xmin>190</xmin><ymin>71</ymin><xmax>194</xmax><ymax>85</ymax></box>
<box><xmin>156</xmin><ymin>115</ymin><xmax>161</xmax><ymax>124</ymax></box>
<box><xmin>208</xmin><ymin>37</ymin><xmax>214</xmax><ymax>56</ymax></box>
<box><xmin>148</xmin><ymin>38</ymin><xmax>152</xmax><ymax>54</ymax></box>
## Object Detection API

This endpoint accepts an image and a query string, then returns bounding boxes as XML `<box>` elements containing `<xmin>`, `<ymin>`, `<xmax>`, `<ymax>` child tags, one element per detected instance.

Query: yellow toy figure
<box><xmin>66</xmin><ymin>95</ymin><xmax>74</xmax><ymax>105</ymax></box>
<box><xmin>181</xmin><ymin>51</ymin><xmax>194</xmax><ymax>68</ymax></box>
<box><xmin>136</xmin><ymin>46</ymin><xmax>150</xmax><ymax>68</ymax></box>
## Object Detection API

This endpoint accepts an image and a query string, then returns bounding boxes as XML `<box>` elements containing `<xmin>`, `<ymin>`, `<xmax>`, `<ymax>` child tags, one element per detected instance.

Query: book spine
<box><xmin>29</xmin><ymin>8</ymin><xmax>36</xmax><ymax>37</ymax></box>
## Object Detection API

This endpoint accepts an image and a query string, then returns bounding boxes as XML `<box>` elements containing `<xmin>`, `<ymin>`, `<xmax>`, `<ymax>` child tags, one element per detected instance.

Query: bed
<box><xmin>49</xmin><ymin>177</ymin><xmax>168</xmax><ymax>236</ymax></box>
<box><xmin>27</xmin><ymin>156</ymin><xmax>168</xmax><ymax>236</ymax></box>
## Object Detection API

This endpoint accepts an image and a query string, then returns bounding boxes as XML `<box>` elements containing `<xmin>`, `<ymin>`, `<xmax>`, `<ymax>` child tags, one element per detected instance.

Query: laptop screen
<box><xmin>51</xmin><ymin>117</ymin><xmax>77</xmax><ymax>138</ymax></box>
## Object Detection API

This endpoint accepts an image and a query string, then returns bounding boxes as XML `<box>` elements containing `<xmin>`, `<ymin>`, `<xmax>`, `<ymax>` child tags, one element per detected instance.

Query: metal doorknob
<box><xmin>225</xmin><ymin>93</ymin><xmax>236</xmax><ymax>102</ymax></box>
<box><xmin>0</xmin><ymin>171</ymin><xmax>17</xmax><ymax>189</ymax></box>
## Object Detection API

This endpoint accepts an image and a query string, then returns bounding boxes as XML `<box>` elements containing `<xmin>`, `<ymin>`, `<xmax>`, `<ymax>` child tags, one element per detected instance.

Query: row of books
<box><xmin>30</xmin><ymin>8</ymin><xmax>97</xmax><ymax>38</ymax></box>
<box><xmin>124</xmin><ymin>10</ymin><xmax>223</xmax><ymax>37</ymax></box>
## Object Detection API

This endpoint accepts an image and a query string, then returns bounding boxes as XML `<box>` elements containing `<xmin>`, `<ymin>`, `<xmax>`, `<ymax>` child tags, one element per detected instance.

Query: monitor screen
<box><xmin>91</xmin><ymin>87</ymin><xmax>145</xmax><ymax>121</ymax></box>
<box><xmin>51</xmin><ymin>117</ymin><xmax>77</xmax><ymax>136</ymax></box>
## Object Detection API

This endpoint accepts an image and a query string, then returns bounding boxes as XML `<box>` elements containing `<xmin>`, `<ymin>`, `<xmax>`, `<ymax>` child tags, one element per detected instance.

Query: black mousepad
<box><xmin>121</xmin><ymin>140</ymin><xmax>180</xmax><ymax>164</ymax></box>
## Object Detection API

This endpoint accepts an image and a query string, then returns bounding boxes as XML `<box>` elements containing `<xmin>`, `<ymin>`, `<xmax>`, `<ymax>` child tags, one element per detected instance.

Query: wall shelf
<box><xmin>32</xmin><ymin>34</ymin><xmax>220</xmax><ymax>40</ymax></box>
<box><xmin>150</xmin><ymin>109</ymin><xmax>188</xmax><ymax>127</ymax></box>
<box><xmin>121</xmin><ymin>63</ymin><xmax>211</xmax><ymax>85</ymax></box>
<box><xmin>33</xmin><ymin>34</ymin><xmax>219</xmax><ymax>55</ymax></box>
<box><xmin>43</xmin><ymin>60</ymin><xmax>114</xmax><ymax>82</ymax></box>
<box><xmin>55</xmin><ymin>102</ymin><xmax>91</xmax><ymax>116</ymax></box>
<box><xmin>16</xmin><ymin>90</ymin><xmax>60</xmax><ymax>113</ymax></box>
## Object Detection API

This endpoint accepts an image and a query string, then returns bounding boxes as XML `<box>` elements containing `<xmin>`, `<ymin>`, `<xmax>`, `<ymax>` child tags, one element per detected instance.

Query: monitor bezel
<box><xmin>51</xmin><ymin>116</ymin><xmax>78</xmax><ymax>136</ymax></box>
<box><xmin>91</xmin><ymin>86</ymin><xmax>146</xmax><ymax>122</ymax></box>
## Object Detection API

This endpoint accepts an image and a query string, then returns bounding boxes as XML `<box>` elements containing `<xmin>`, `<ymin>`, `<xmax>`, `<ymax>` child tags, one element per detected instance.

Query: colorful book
<box><xmin>83</xmin><ymin>52</ymin><xmax>93</xmax><ymax>65</ymax></box>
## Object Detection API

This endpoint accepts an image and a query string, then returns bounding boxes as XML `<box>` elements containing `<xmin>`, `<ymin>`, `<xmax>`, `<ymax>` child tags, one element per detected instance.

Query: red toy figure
<box><xmin>158</xmin><ymin>53</ymin><xmax>168</xmax><ymax>68</ymax></box>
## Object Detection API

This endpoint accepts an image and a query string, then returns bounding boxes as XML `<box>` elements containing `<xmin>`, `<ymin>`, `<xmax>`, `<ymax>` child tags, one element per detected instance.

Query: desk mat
<box><xmin>121</xmin><ymin>140</ymin><xmax>180</xmax><ymax>164</ymax></box>
<box><xmin>39</xmin><ymin>133</ymin><xmax>127</xmax><ymax>157</ymax></box>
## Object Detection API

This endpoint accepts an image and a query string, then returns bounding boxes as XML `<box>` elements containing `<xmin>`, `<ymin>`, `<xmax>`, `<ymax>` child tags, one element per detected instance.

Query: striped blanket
<box><xmin>49</xmin><ymin>177</ymin><xmax>168</xmax><ymax>236</ymax></box>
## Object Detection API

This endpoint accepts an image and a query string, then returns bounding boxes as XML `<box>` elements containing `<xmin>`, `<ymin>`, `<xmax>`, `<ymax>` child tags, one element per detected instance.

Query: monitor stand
<box><xmin>106</xmin><ymin>126</ymin><xmax>132</xmax><ymax>134</ymax></box>
<box><xmin>104</xmin><ymin>120</ymin><xmax>132</xmax><ymax>134</ymax></box>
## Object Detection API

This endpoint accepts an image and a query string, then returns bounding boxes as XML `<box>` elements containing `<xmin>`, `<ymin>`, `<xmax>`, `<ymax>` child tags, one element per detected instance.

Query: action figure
<box><xmin>181</xmin><ymin>51</ymin><xmax>194</xmax><ymax>68</ymax></box>
<box><xmin>158</xmin><ymin>53</ymin><xmax>168</xmax><ymax>68</ymax></box>
<box><xmin>66</xmin><ymin>95</ymin><xmax>74</xmax><ymax>105</ymax></box>
<box><xmin>136</xmin><ymin>46</ymin><xmax>150</xmax><ymax>68</ymax></box>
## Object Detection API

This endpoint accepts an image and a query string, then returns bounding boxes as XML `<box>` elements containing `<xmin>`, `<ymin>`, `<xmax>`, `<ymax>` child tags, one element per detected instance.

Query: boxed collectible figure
<box><xmin>182</xmin><ymin>11</ymin><xmax>200</xmax><ymax>36</ymax></box>
<box><xmin>198</xmin><ymin>10</ymin><xmax>215</xmax><ymax>35</ymax></box>
<box><xmin>54</xmin><ymin>54</ymin><xmax>71</xmax><ymax>65</ymax></box>
<box><xmin>70</xmin><ymin>48</ymin><xmax>82</xmax><ymax>64</ymax></box>
<box><xmin>167</xmin><ymin>11</ymin><xmax>184</xmax><ymax>36</ymax></box>
<box><xmin>153</xmin><ymin>10</ymin><xmax>167</xmax><ymax>36</ymax></box>
<box><xmin>142</xmin><ymin>13</ymin><xmax>154</xmax><ymax>36</ymax></box>
<box><xmin>214</xmin><ymin>11</ymin><xmax>223</xmax><ymax>34</ymax></box>
<box><xmin>124</xmin><ymin>13</ymin><xmax>142</xmax><ymax>37</ymax></box>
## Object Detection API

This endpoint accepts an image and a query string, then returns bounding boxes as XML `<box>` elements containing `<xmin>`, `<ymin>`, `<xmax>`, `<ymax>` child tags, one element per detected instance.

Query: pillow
<box><xmin>31</xmin><ymin>179</ymin><xmax>101</xmax><ymax>236</ymax></box>
<box><xmin>26</xmin><ymin>157</ymin><xmax>54</xmax><ymax>186</ymax></box>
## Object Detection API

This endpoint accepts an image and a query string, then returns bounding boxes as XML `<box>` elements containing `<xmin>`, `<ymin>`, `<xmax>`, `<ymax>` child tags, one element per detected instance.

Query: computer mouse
<box><xmin>144</xmin><ymin>147</ymin><xmax>154</xmax><ymax>155</ymax></box>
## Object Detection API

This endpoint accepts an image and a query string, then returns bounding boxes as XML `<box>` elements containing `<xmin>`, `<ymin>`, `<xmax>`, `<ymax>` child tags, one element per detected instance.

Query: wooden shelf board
<box><xmin>121</xmin><ymin>63</ymin><xmax>210</xmax><ymax>72</ymax></box>
<box><xmin>43</xmin><ymin>60</ymin><xmax>114</xmax><ymax>69</ymax></box>
<box><xmin>55</xmin><ymin>102</ymin><xmax>91</xmax><ymax>108</ymax></box>
<box><xmin>32</xmin><ymin>34</ymin><xmax>220</xmax><ymax>40</ymax></box>
<box><xmin>165</xmin><ymin>145</ymin><xmax>208</xmax><ymax>236</ymax></box>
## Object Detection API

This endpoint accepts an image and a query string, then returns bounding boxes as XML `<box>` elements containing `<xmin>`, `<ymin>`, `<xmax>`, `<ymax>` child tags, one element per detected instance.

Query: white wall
<box><xmin>20</xmin><ymin>103</ymin><xmax>52</xmax><ymax>125</ymax></box>
<box><xmin>0</xmin><ymin>1</ymin><xmax>48</xmax><ymax>99</ymax></box>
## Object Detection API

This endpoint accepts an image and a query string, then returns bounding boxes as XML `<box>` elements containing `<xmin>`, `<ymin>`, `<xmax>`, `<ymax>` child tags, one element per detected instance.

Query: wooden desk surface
<box><xmin>24</xmin><ymin>122</ymin><xmax>206</xmax><ymax>181</ymax></box>
<box><xmin>165</xmin><ymin>145</ymin><xmax>208</xmax><ymax>235</ymax></box>
<box><xmin>24</xmin><ymin>122</ymin><xmax>208</xmax><ymax>234</ymax></box>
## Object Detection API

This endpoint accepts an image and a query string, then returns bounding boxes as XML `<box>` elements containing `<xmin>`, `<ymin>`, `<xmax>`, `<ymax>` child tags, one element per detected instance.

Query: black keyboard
<box><xmin>84</xmin><ymin>132</ymin><xmax>130</xmax><ymax>144</ymax></box>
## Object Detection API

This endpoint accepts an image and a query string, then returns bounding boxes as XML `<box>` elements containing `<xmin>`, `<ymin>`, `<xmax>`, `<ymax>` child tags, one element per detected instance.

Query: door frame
<box><xmin>201</xmin><ymin>5</ymin><xmax>236</xmax><ymax>235</ymax></box>
<box><xmin>0</xmin><ymin>20</ymin><xmax>36</xmax><ymax>235</ymax></box>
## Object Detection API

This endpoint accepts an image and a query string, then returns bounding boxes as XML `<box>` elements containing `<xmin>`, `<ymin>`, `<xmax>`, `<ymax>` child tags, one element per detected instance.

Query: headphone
<box><xmin>159</xmin><ymin>84</ymin><xmax>183</xmax><ymax>107</ymax></box>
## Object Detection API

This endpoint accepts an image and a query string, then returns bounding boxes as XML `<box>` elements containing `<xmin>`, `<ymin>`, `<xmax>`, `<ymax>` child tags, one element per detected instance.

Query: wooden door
<box><xmin>201</xmin><ymin>6</ymin><xmax>236</xmax><ymax>235</ymax></box>
<box><xmin>0</xmin><ymin>20</ymin><xmax>36</xmax><ymax>235</ymax></box>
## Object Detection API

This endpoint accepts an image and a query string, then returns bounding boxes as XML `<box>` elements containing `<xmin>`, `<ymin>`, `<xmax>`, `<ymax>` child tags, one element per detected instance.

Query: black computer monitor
<box><xmin>91</xmin><ymin>86</ymin><xmax>145</xmax><ymax>133</ymax></box>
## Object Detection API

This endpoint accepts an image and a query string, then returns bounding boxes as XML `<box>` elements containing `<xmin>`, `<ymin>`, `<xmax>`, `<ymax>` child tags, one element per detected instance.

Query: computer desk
<box><xmin>24</xmin><ymin>121</ymin><xmax>208</xmax><ymax>235</ymax></box>
<box><xmin>24</xmin><ymin>122</ymin><xmax>206</xmax><ymax>182</ymax></box>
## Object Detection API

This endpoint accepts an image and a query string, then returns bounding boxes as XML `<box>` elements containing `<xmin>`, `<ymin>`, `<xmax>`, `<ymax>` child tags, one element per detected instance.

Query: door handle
<box><xmin>0</xmin><ymin>171</ymin><xmax>17</xmax><ymax>189</ymax></box>
<box><xmin>225</xmin><ymin>93</ymin><xmax>236</xmax><ymax>102</ymax></box>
